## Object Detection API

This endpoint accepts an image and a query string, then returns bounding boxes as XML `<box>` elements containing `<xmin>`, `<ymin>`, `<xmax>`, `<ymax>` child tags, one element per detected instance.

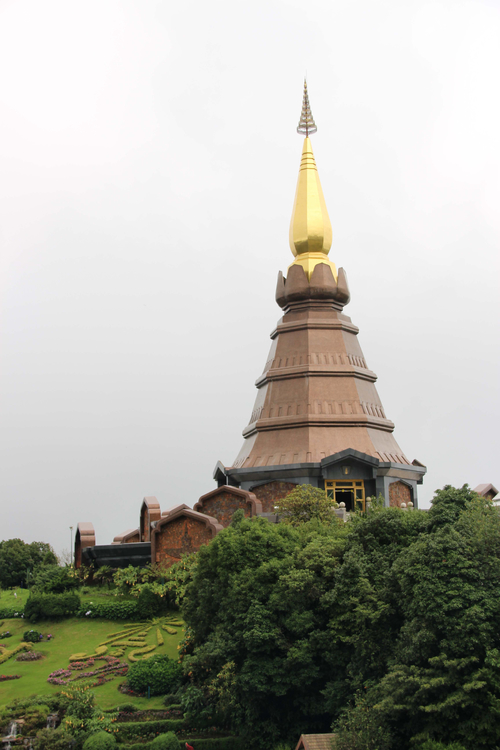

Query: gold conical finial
<box><xmin>289</xmin><ymin>81</ymin><xmax>336</xmax><ymax>281</ymax></box>
<box><xmin>297</xmin><ymin>80</ymin><xmax>317</xmax><ymax>137</ymax></box>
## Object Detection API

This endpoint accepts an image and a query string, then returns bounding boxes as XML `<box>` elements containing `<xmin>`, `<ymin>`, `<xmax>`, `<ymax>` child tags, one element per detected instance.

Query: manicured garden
<box><xmin>0</xmin><ymin>614</ymin><xmax>183</xmax><ymax>710</ymax></box>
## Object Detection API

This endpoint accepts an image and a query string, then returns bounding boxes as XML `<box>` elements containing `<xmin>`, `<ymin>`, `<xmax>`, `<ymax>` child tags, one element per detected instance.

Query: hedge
<box><xmin>0</xmin><ymin>608</ymin><xmax>23</xmax><ymax>618</ymax></box>
<box><xmin>77</xmin><ymin>601</ymin><xmax>141</xmax><ymax>620</ymax></box>
<box><xmin>24</xmin><ymin>592</ymin><xmax>80</xmax><ymax>621</ymax></box>
<box><xmin>115</xmin><ymin>719</ymin><xmax>184</xmax><ymax>741</ymax></box>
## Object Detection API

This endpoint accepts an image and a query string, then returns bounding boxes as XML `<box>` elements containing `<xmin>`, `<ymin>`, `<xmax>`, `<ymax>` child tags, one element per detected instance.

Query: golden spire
<box><xmin>289</xmin><ymin>81</ymin><xmax>337</xmax><ymax>281</ymax></box>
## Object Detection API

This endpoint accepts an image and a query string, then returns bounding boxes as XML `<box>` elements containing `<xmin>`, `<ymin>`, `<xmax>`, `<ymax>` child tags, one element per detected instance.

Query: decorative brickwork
<box><xmin>194</xmin><ymin>486</ymin><xmax>262</xmax><ymax>527</ymax></box>
<box><xmin>389</xmin><ymin>481</ymin><xmax>412</xmax><ymax>508</ymax></box>
<box><xmin>251</xmin><ymin>481</ymin><xmax>298</xmax><ymax>513</ymax></box>
<box><xmin>151</xmin><ymin>509</ymin><xmax>223</xmax><ymax>568</ymax></box>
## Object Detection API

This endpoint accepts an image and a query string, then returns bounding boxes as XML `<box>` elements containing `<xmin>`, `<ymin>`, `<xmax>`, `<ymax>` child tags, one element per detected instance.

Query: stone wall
<box><xmin>251</xmin><ymin>481</ymin><xmax>297</xmax><ymax>512</ymax></box>
<box><xmin>389</xmin><ymin>481</ymin><xmax>412</xmax><ymax>508</ymax></box>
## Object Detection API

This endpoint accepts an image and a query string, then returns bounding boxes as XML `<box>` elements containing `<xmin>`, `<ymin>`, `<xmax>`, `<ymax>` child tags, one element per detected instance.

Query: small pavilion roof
<box><xmin>295</xmin><ymin>734</ymin><xmax>336</xmax><ymax>750</ymax></box>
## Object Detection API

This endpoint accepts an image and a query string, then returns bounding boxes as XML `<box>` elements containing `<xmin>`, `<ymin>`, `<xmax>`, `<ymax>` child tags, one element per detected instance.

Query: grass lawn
<box><xmin>0</xmin><ymin>588</ymin><xmax>29</xmax><ymax>609</ymax></box>
<box><xmin>0</xmin><ymin>614</ymin><xmax>184</xmax><ymax>711</ymax></box>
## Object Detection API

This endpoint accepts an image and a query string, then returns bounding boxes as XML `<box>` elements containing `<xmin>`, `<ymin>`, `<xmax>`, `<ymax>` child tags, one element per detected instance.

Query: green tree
<box><xmin>181</xmin><ymin>488</ymin><xmax>500</xmax><ymax>750</ymax></box>
<box><xmin>127</xmin><ymin>654</ymin><xmax>182</xmax><ymax>696</ymax></box>
<box><xmin>0</xmin><ymin>538</ymin><xmax>54</xmax><ymax>588</ymax></box>
<box><xmin>182</xmin><ymin>516</ymin><xmax>347</xmax><ymax>747</ymax></box>
<box><xmin>373</xmin><ymin>497</ymin><xmax>500</xmax><ymax>750</ymax></box>
<box><xmin>94</xmin><ymin>565</ymin><xmax>113</xmax><ymax>588</ymax></box>
<box><xmin>31</xmin><ymin>564</ymin><xmax>78</xmax><ymax>593</ymax></box>
<box><xmin>333</xmin><ymin>692</ymin><xmax>392</xmax><ymax>750</ymax></box>
<box><xmin>274</xmin><ymin>484</ymin><xmax>338</xmax><ymax>525</ymax></box>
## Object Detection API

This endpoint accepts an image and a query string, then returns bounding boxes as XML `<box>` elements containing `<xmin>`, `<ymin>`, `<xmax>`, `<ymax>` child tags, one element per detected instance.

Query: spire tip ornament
<box><xmin>297</xmin><ymin>80</ymin><xmax>317</xmax><ymax>137</ymax></box>
<box><xmin>289</xmin><ymin>81</ymin><xmax>336</xmax><ymax>281</ymax></box>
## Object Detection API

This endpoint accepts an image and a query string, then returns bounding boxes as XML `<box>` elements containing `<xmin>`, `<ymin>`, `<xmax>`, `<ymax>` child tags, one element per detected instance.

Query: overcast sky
<box><xmin>0</xmin><ymin>0</ymin><xmax>499</xmax><ymax>557</ymax></box>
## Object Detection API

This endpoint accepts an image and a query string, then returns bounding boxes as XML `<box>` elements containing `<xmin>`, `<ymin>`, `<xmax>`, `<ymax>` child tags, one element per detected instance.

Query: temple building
<box><xmin>214</xmin><ymin>81</ymin><xmax>426</xmax><ymax>513</ymax></box>
<box><xmin>75</xmin><ymin>83</ymin><xmax>426</xmax><ymax>569</ymax></box>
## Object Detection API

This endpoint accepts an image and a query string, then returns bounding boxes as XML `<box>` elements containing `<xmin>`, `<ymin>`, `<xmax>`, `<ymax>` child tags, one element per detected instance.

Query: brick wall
<box><xmin>252</xmin><ymin>481</ymin><xmax>297</xmax><ymax>513</ymax></box>
<box><xmin>389</xmin><ymin>481</ymin><xmax>412</xmax><ymax>508</ymax></box>
<box><xmin>154</xmin><ymin>517</ymin><xmax>213</xmax><ymax>566</ymax></box>
<box><xmin>199</xmin><ymin>491</ymin><xmax>252</xmax><ymax>527</ymax></box>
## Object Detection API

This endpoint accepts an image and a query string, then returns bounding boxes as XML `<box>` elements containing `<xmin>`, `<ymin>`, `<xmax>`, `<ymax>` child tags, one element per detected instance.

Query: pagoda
<box><xmin>214</xmin><ymin>82</ymin><xmax>426</xmax><ymax>511</ymax></box>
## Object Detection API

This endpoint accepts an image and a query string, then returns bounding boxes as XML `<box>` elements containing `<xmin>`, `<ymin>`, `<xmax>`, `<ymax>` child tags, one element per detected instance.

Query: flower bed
<box><xmin>0</xmin><ymin>673</ymin><xmax>21</xmax><ymax>681</ymax></box>
<box><xmin>47</xmin><ymin>655</ymin><xmax>128</xmax><ymax>687</ymax></box>
<box><xmin>16</xmin><ymin>650</ymin><xmax>43</xmax><ymax>661</ymax></box>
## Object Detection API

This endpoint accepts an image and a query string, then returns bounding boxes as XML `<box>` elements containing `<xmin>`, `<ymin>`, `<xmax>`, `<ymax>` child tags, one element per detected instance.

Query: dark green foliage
<box><xmin>182</xmin><ymin>516</ymin><xmax>348</xmax><ymax>747</ymax></box>
<box><xmin>0</xmin><ymin>608</ymin><xmax>20</xmax><ymax>618</ymax></box>
<box><xmin>116</xmin><ymin>719</ymin><xmax>184</xmax><ymax>740</ymax></box>
<box><xmin>181</xmin><ymin>487</ymin><xmax>500</xmax><ymax>750</ymax></box>
<box><xmin>41</xmin><ymin>549</ymin><xmax>59</xmax><ymax>566</ymax></box>
<box><xmin>137</xmin><ymin>584</ymin><xmax>165</xmax><ymax>618</ymax></box>
<box><xmin>0</xmin><ymin>538</ymin><xmax>54</xmax><ymax>588</ymax></box>
<box><xmin>82</xmin><ymin>731</ymin><xmax>117</xmax><ymax>749</ymax></box>
<box><xmin>163</xmin><ymin>694</ymin><xmax>181</xmax><ymax>706</ymax></box>
<box><xmin>23</xmin><ymin>629</ymin><xmax>42</xmax><ymax>642</ymax></box>
<box><xmin>31</xmin><ymin>564</ymin><xmax>78</xmax><ymax>593</ymax></box>
<box><xmin>24</xmin><ymin>591</ymin><xmax>80</xmax><ymax>621</ymax></box>
<box><xmin>127</xmin><ymin>654</ymin><xmax>183</xmax><ymax>696</ymax></box>
<box><xmin>333</xmin><ymin>693</ymin><xmax>392</xmax><ymax>750</ymax></box>
<box><xmin>373</xmin><ymin>491</ymin><xmax>500</xmax><ymax>749</ymax></box>
<box><xmin>427</xmin><ymin>484</ymin><xmax>480</xmax><ymax>530</ymax></box>
<box><xmin>150</xmin><ymin>732</ymin><xmax>181</xmax><ymax>750</ymax></box>
<box><xmin>77</xmin><ymin>600</ymin><xmax>140</xmax><ymax>620</ymax></box>
<box><xmin>35</xmin><ymin>727</ymin><xmax>75</xmax><ymax>750</ymax></box>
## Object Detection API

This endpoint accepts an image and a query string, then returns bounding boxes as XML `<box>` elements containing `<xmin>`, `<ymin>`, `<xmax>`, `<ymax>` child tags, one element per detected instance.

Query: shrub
<box><xmin>18</xmin><ymin>703</ymin><xmax>50</xmax><ymax>734</ymax></box>
<box><xmin>31</xmin><ymin>565</ymin><xmax>78</xmax><ymax>593</ymax></box>
<box><xmin>137</xmin><ymin>585</ymin><xmax>164</xmax><ymax>618</ymax></box>
<box><xmin>77</xmin><ymin>601</ymin><xmax>140</xmax><ymax>620</ymax></box>
<box><xmin>0</xmin><ymin>609</ymin><xmax>21</xmax><ymax>619</ymax></box>
<box><xmin>163</xmin><ymin>694</ymin><xmax>180</xmax><ymax>706</ymax></box>
<box><xmin>83</xmin><ymin>731</ymin><xmax>117</xmax><ymax>749</ymax></box>
<box><xmin>115</xmin><ymin>719</ymin><xmax>184</xmax><ymax>741</ymax></box>
<box><xmin>24</xmin><ymin>592</ymin><xmax>80</xmax><ymax>622</ymax></box>
<box><xmin>150</xmin><ymin>732</ymin><xmax>180</xmax><ymax>750</ymax></box>
<box><xmin>35</xmin><ymin>727</ymin><xmax>74</xmax><ymax>750</ymax></box>
<box><xmin>23</xmin><ymin>629</ymin><xmax>42</xmax><ymax>643</ymax></box>
<box><xmin>127</xmin><ymin>654</ymin><xmax>182</xmax><ymax>696</ymax></box>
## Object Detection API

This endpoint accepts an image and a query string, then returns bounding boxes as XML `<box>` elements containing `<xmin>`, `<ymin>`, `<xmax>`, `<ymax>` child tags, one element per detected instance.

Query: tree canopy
<box><xmin>274</xmin><ymin>483</ymin><xmax>339</xmax><ymax>525</ymax></box>
<box><xmin>180</xmin><ymin>485</ymin><xmax>499</xmax><ymax>750</ymax></box>
<box><xmin>0</xmin><ymin>538</ymin><xmax>55</xmax><ymax>588</ymax></box>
